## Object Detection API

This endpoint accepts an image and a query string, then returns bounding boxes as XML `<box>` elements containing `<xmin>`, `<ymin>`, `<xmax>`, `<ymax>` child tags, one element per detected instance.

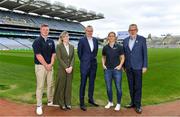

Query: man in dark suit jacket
<box><xmin>78</xmin><ymin>25</ymin><xmax>99</xmax><ymax>111</ymax></box>
<box><xmin>123</xmin><ymin>24</ymin><xmax>148</xmax><ymax>114</ymax></box>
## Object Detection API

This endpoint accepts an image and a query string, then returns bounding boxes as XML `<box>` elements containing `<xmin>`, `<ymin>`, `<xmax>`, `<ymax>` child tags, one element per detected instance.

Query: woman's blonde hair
<box><xmin>58</xmin><ymin>31</ymin><xmax>69</xmax><ymax>44</ymax></box>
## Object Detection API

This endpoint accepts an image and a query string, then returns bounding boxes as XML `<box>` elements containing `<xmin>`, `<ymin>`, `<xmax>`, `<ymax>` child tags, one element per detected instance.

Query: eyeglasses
<box><xmin>86</xmin><ymin>30</ymin><xmax>93</xmax><ymax>32</ymax></box>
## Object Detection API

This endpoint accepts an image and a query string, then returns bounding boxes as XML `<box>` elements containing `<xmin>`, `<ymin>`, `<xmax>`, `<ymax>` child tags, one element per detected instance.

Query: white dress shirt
<box><xmin>64</xmin><ymin>43</ymin><xmax>69</xmax><ymax>55</ymax></box>
<box><xmin>129</xmin><ymin>36</ymin><xmax>136</xmax><ymax>51</ymax></box>
<box><xmin>87</xmin><ymin>37</ymin><xmax>94</xmax><ymax>52</ymax></box>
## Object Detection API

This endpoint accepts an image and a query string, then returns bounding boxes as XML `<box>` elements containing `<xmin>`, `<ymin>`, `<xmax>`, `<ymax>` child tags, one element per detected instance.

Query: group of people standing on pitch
<box><xmin>32</xmin><ymin>23</ymin><xmax>148</xmax><ymax>115</ymax></box>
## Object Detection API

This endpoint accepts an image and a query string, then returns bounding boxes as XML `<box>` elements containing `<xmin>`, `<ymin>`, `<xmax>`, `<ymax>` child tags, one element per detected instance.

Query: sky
<box><xmin>51</xmin><ymin>0</ymin><xmax>180</xmax><ymax>38</ymax></box>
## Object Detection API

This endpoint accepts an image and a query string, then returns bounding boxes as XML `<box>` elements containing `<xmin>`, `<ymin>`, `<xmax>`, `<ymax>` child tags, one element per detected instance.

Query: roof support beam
<box><xmin>29</xmin><ymin>5</ymin><xmax>49</xmax><ymax>13</ymax></box>
<box><xmin>13</xmin><ymin>2</ymin><xmax>30</xmax><ymax>10</ymax></box>
<box><xmin>0</xmin><ymin>0</ymin><xmax>7</xmax><ymax>4</ymax></box>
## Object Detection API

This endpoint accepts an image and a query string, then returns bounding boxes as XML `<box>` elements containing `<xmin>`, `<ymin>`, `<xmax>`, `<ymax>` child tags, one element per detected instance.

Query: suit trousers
<box><xmin>79</xmin><ymin>62</ymin><xmax>97</xmax><ymax>106</ymax></box>
<box><xmin>126</xmin><ymin>68</ymin><xmax>142</xmax><ymax>108</ymax></box>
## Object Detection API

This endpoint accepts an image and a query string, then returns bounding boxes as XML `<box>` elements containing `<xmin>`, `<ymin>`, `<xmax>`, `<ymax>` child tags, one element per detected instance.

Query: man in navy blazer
<box><xmin>123</xmin><ymin>24</ymin><xmax>148</xmax><ymax>113</ymax></box>
<box><xmin>78</xmin><ymin>25</ymin><xmax>99</xmax><ymax>111</ymax></box>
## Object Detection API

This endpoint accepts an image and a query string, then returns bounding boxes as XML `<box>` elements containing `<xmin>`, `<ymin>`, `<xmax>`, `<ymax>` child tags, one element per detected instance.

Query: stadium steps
<box><xmin>98</xmin><ymin>41</ymin><xmax>105</xmax><ymax>46</ymax></box>
<box><xmin>14</xmin><ymin>39</ymin><xmax>31</xmax><ymax>49</ymax></box>
<box><xmin>0</xmin><ymin>43</ymin><xmax>10</xmax><ymax>50</ymax></box>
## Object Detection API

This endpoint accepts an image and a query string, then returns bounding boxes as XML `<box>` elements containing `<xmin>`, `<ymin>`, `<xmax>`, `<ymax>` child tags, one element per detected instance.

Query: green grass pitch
<box><xmin>0</xmin><ymin>48</ymin><xmax>180</xmax><ymax>107</ymax></box>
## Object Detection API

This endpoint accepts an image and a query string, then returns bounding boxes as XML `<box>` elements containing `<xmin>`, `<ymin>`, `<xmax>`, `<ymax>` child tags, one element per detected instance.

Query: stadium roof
<box><xmin>0</xmin><ymin>0</ymin><xmax>104</xmax><ymax>22</ymax></box>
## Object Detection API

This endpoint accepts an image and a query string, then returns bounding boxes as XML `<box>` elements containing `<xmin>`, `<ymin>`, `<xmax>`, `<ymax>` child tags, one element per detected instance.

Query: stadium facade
<box><xmin>0</xmin><ymin>0</ymin><xmax>104</xmax><ymax>50</ymax></box>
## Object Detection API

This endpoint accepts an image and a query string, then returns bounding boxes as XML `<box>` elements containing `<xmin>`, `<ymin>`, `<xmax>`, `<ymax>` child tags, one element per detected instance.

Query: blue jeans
<box><xmin>104</xmin><ymin>69</ymin><xmax>122</xmax><ymax>104</ymax></box>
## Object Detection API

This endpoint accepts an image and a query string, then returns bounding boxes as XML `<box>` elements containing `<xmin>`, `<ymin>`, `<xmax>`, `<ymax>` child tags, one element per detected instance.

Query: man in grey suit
<box><xmin>123</xmin><ymin>24</ymin><xmax>148</xmax><ymax>114</ymax></box>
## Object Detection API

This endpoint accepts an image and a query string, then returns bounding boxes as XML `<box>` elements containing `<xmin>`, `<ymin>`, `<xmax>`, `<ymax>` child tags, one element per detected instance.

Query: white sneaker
<box><xmin>47</xmin><ymin>102</ymin><xmax>59</xmax><ymax>107</ymax></box>
<box><xmin>36</xmin><ymin>106</ymin><xmax>43</xmax><ymax>115</ymax></box>
<box><xmin>47</xmin><ymin>102</ymin><xmax>53</xmax><ymax>106</ymax></box>
<box><xmin>105</xmin><ymin>102</ymin><xmax>114</xmax><ymax>109</ymax></box>
<box><xmin>114</xmin><ymin>104</ymin><xmax>121</xmax><ymax>111</ymax></box>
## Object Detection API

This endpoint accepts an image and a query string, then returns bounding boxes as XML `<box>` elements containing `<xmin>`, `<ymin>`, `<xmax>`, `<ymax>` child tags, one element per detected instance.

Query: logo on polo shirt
<box><xmin>48</xmin><ymin>42</ymin><xmax>52</xmax><ymax>46</ymax></box>
<box><xmin>113</xmin><ymin>44</ymin><xmax>118</xmax><ymax>49</ymax></box>
<box><xmin>113</xmin><ymin>47</ymin><xmax>117</xmax><ymax>49</ymax></box>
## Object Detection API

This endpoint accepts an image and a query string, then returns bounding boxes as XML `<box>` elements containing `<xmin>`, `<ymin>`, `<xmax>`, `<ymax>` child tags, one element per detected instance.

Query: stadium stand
<box><xmin>164</xmin><ymin>36</ymin><xmax>180</xmax><ymax>45</ymax></box>
<box><xmin>0</xmin><ymin>0</ymin><xmax>104</xmax><ymax>50</ymax></box>
<box><xmin>14</xmin><ymin>38</ymin><xmax>33</xmax><ymax>48</ymax></box>
<box><xmin>69</xmin><ymin>40</ymin><xmax>79</xmax><ymax>48</ymax></box>
<box><xmin>147</xmin><ymin>34</ymin><xmax>180</xmax><ymax>48</ymax></box>
<box><xmin>0</xmin><ymin>37</ymin><xmax>27</xmax><ymax>49</ymax></box>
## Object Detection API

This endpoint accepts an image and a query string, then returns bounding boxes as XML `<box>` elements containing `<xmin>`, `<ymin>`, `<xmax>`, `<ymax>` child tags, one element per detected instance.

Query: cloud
<box><xmin>52</xmin><ymin>0</ymin><xmax>180</xmax><ymax>37</ymax></box>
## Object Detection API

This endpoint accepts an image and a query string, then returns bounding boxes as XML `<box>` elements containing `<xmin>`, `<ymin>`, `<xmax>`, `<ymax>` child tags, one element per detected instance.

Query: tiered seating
<box><xmin>0</xmin><ymin>44</ymin><xmax>8</xmax><ymax>50</ymax></box>
<box><xmin>30</xmin><ymin>16</ymin><xmax>84</xmax><ymax>32</ymax></box>
<box><xmin>0</xmin><ymin>10</ymin><xmax>90</xmax><ymax>50</ymax></box>
<box><xmin>14</xmin><ymin>38</ymin><xmax>33</xmax><ymax>48</ymax></box>
<box><xmin>70</xmin><ymin>40</ymin><xmax>79</xmax><ymax>48</ymax></box>
<box><xmin>1</xmin><ymin>11</ymin><xmax>34</xmax><ymax>27</ymax></box>
<box><xmin>162</xmin><ymin>35</ymin><xmax>180</xmax><ymax>45</ymax></box>
<box><xmin>0</xmin><ymin>38</ymin><xmax>28</xmax><ymax>49</ymax></box>
<box><xmin>177</xmin><ymin>41</ymin><xmax>180</xmax><ymax>45</ymax></box>
<box><xmin>148</xmin><ymin>39</ymin><xmax>163</xmax><ymax>45</ymax></box>
<box><xmin>53</xmin><ymin>40</ymin><xmax>59</xmax><ymax>47</ymax></box>
<box><xmin>173</xmin><ymin>36</ymin><xmax>180</xmax><ymax>44</ymax></box>
<box><xmin>0</xmin><ymin>10</ymin><xmax>84</xmax><ymax>32</ymax></box>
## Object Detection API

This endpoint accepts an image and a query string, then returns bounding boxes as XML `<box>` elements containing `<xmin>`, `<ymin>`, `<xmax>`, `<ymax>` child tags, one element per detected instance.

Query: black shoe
<box><xmin>125</xmin><ymin>103</ymin><xmax>135</xmax><ymax>108</ymax></box>
<box><xmin>135</xmin><ymin>107</ymin><xmax>142</xmax><ymax>114</ymax></box>
<box><xmin>66</xmin><ymin>105</ymin><xmax>72</xmax><ymax>110</ymax></box>
<box><xmin>80</xmin><ymin>105</ymin><xmax>87</xmax><ymax>111</ymax></box>
<box><xmin>88</xmin><ymin>100</ymin><xmax>99</xmax><ymax>107</ymax></box>
<box><xmin>60</xmin><ymin>106</ymin><xmax>67</xmax><ymax>111</ymax></box>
